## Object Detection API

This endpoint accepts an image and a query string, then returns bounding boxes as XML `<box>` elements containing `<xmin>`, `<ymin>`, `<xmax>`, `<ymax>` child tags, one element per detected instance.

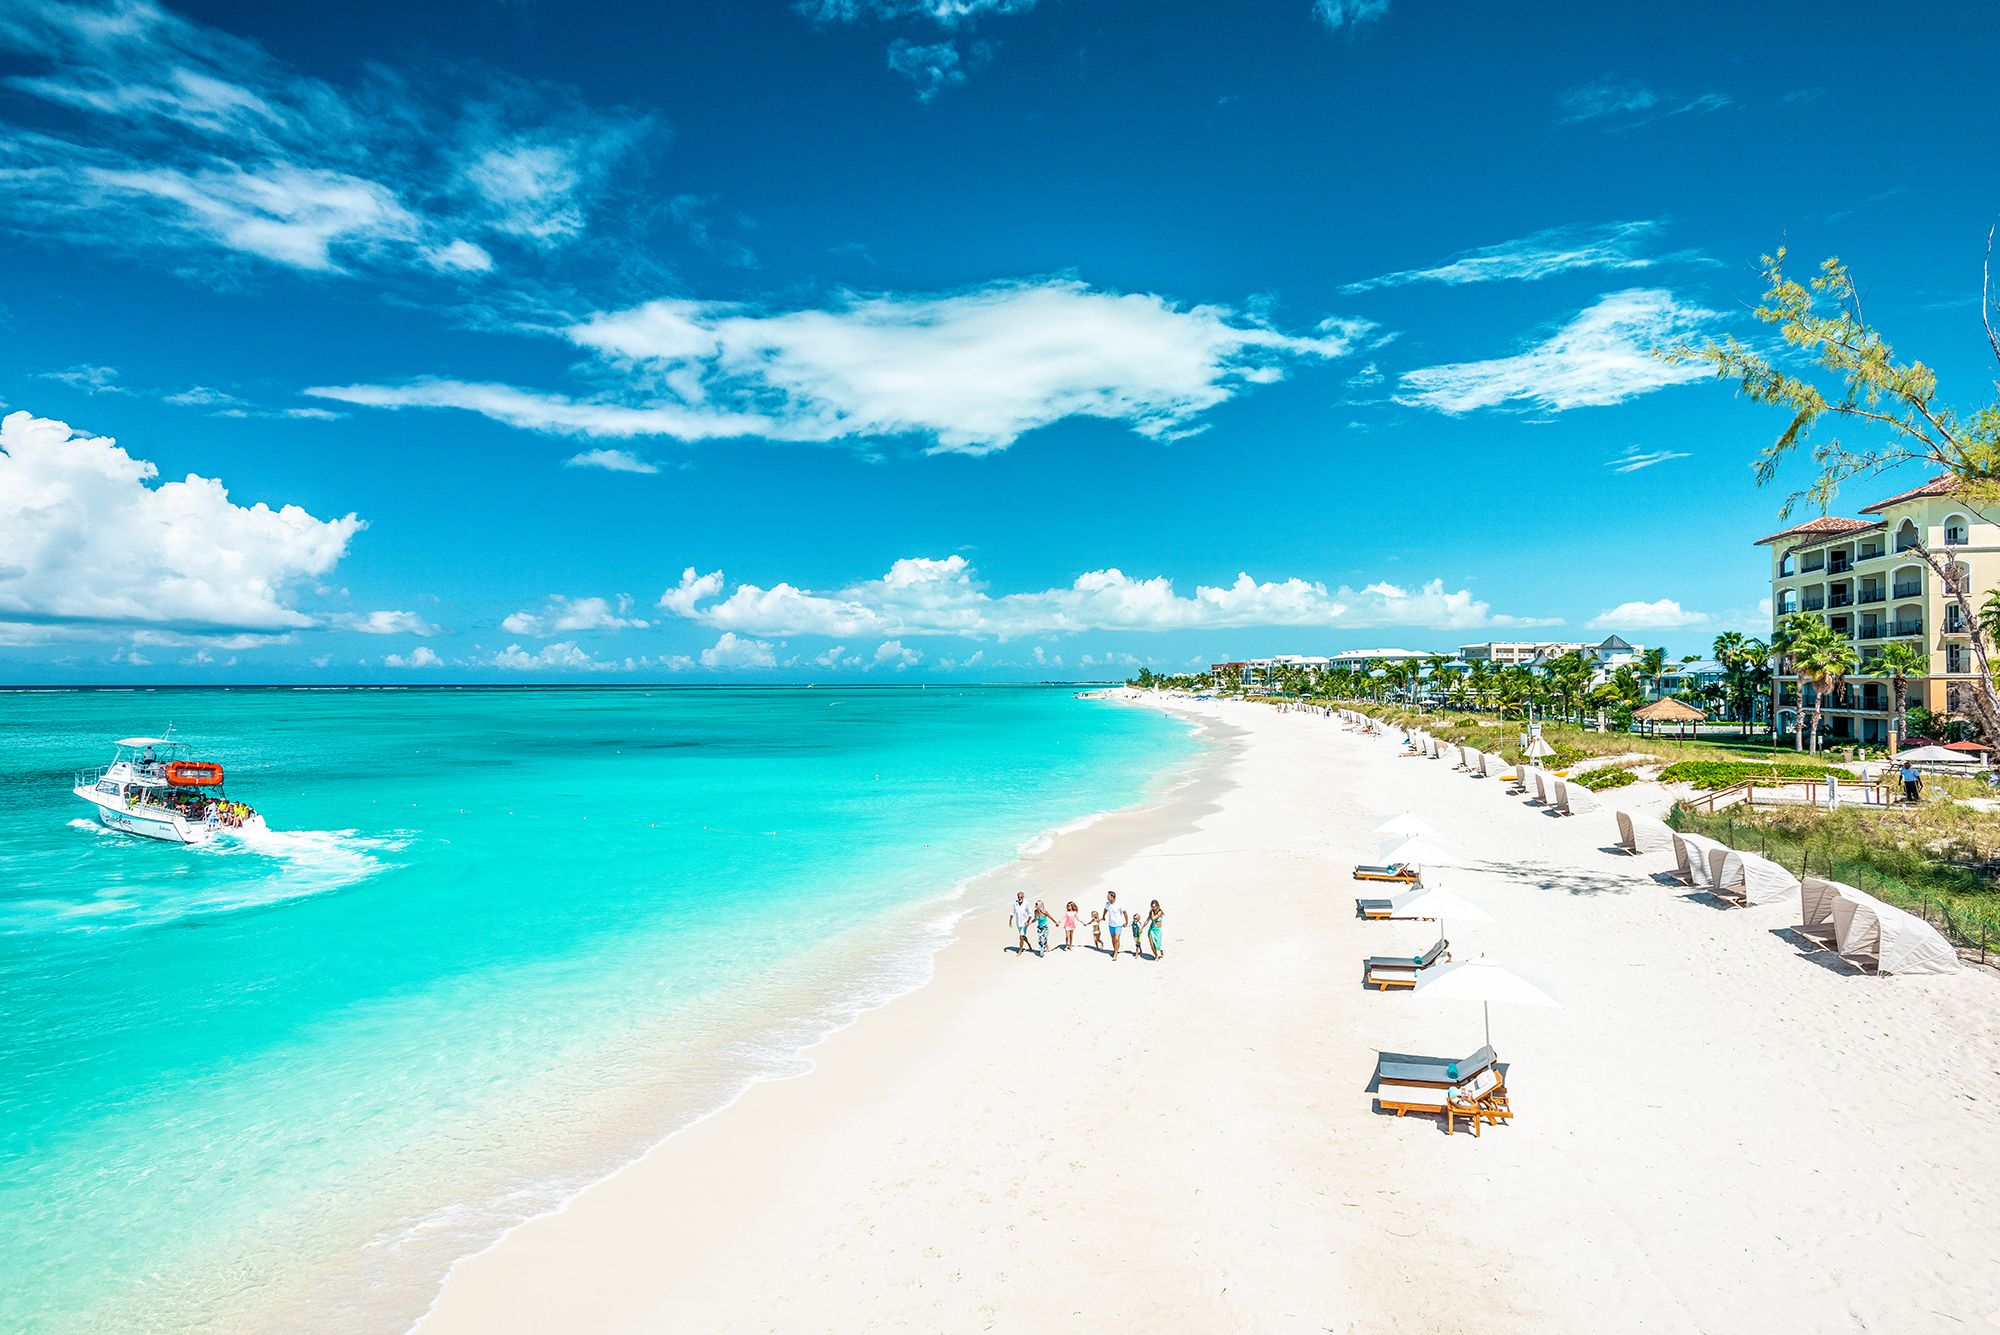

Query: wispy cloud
<box><xmin>1343</xmin><ymin>222</ymin><xmax>1664</xmax><ymax>293</ymax></box>
<box><xmin>887</xmin><ymin>39</ymin><xmax>985</xmax><ymax>101</ymax></box>
<box><xmin>37</xmin><ymin>364</ymin><xmax>129</xmax><ymax>394</ymax></box>
<box><xmin>313</xmin><ymin>279</ymin><xmax>1374</xmax><ymax>455</ymax></box>
<box><xmin>658</xmin><ymin>555</ymin><xmax>1556</xmax><ymax>638</ymax></box>
<box><xmin>564</xmin><ymin>448</ymin><xmax>661</xmax><ymax>474</ymax></box>
<box><xmin>1609</xmin><ymin>444</ymin><xmax>1691</xmax><ymax>474</ymax></box>
<box><xmin>1311</xmin><ymin>0</ymin><xmax>1391</xmax><ymax>32</ymax></box>
<box><xmin>0</xmin><ymin>1</ymin><xmax>651</xmax><ymax>279</ymax></box>
<box><xmin>1396</xmin><ymin>289</ymin><xmax>1712</xmax><ymax>415</ymax></box>
<box><xmin>1559</xmin><ymin>77</ymin><xmax>1731</xmax><ymax>127</ymax></box>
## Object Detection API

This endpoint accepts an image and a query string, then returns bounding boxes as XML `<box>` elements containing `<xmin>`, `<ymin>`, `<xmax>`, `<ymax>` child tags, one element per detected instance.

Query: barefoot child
<box><xmin>1062</xmin><ymin>901</ymin><xmax>1079</xmax><ymax>950</ymax></box>
<box><xmin>1089</xmin><ymin>911</ymin><xmax>1103</xmax><ymax>950</ymax></box>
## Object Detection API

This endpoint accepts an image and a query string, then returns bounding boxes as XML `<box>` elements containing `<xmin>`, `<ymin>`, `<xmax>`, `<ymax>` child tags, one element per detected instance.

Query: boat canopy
<box><xmin>116</xmin><ymin>736</ymin><xmax>173</xmax><ymax>748</ymax></box>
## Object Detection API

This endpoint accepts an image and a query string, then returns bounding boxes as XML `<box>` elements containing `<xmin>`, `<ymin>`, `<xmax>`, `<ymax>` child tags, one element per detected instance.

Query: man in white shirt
<box><xmin>1010</xmin><ymin>891</ymin><xmax>1036</xmax><ymax>957</ymax></box>
<box><xmin>1103</xmin><ymin>890</ymin><xmax>1129</xmax><ymax>960</ymax></box>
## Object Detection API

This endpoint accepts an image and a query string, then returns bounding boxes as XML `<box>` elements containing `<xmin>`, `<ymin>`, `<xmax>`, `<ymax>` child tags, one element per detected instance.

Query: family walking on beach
<box><xmin>1010</xmin><ymin>889</ymin><xmax>1164</xmax><ymax>960</ymax></box>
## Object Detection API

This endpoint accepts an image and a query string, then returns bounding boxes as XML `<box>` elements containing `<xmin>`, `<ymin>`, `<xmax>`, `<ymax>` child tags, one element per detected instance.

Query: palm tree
<box><xmin>1638</xmin><ymin>646</ymin><xmax>1668</xmax><ymax>699</ymax></box>
<box><xmin>1862</xmin><ymin>641</ymin><xmax>1928</xmax><ymax>746</ymax></box>
<box><xmin>1794</xmin><ymin>625</ymin><xmax>1858</xmax><ymax>753</ymax></box>
<box><xmin>1769</xmin><ymin>612</ymin><xmax>1824</xmax><ymax>749</ymax></box>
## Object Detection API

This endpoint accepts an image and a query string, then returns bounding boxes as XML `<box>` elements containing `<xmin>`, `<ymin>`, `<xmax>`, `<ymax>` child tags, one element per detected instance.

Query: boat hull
<box><xmin>74</xmin><ymin>789</ymin><xmax>214</xmax><ymax>844</ymax></box>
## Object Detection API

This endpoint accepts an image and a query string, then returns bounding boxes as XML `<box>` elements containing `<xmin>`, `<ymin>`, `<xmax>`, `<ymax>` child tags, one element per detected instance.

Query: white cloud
<box><xmin>1311</xmin><ymin>0</ymin><xmax>1390</xmax><ymax>32</ymax></box>
<box><xmin>873</xmin><ymin>639</ymin><xmax>922</xmax><ymax>668</ymax></box>
<box><xmin>813</xmin><ymin>644</ymin><xmax>848</xmax><ymax>667</ymax></box>
<box><xmin>383</xmin><ymin>645</ymin><xmax>443</xmax><ymax>668</ymax></box>
<box><xmin>318</xmin><ymin>280</ymin><xmax>1370</xmax><ymax>455</ymax></box>
<box><xmin>0</xmin><ymin>409</ymin><xmax>362</xmax><ymax>636</ymax></box>
<box><xmin>490</xmin><ymin>640</ymin><xmax>608</xmax><ymax>671</ymax></box>
<box><xmin>38</xmin><ymin>364</ymin><xmax>127</xmax><ymax>394</ymax></box>
<box><xmin>1609</xmin><ymin>445</ymin><xmax>1691</xmax><ymax>474</ymax></box>
<box><xmin>886</xmin><ymin>39</ymin><xmax>980</xmax><ymax>101</ymax></box>
<box><xmin>335</xmin><ymin>609</ymin><xmax>440</xmax><ymax>636</ymax></box>
<box><xmin>0</xmin><ymin>0</ymin><xmax>646</xmax><ymax>277</ymax></box>
<box><xmin>1560</xmin><ymin>78</ymin><xmax>1731</xmax><ymax>125</ymax></box>
<box><xmin>1590</xmin><ymin>599</ymin><xmax>1708</xmax><ymax>630</ymax></box>
<box><xmin>659</xmin><ymin>555</ymin><xmax>1554</xmax><ymax>640</ymax></box>
<box><xmin>796</xmin><ymin>1</ymin><xmax>1038</xmax><ymax>23</ymax></box>
<box><xmin>564</xmin><ymin>447</ymin><xmax>660</xmax><ymax>474</ymax></box>
<box><xmin>698</xmin><ymin>631</ymin><xmax>777</xmax><ymax>669</ymax></box>
<box><xmin>1343</xmin><ymin>222</ymin><xmax>1661</xmax><ymax>293</ymax></box>
<box><xmin>501</xmin><ymin>595</ymin><xmax>647</xmax><ymax>637</ymax></box>
<box><xmin>1395</xmin><ymin>289</ymin><xmax>1711</xmax><ymax>415</ymax></box>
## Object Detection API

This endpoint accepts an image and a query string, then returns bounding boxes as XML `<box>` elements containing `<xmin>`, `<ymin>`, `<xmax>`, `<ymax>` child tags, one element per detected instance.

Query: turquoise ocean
<box><xmin>0</xmin><ymin>686</ymin><xmax>1198</xmax><ymax>1332</ymax></box>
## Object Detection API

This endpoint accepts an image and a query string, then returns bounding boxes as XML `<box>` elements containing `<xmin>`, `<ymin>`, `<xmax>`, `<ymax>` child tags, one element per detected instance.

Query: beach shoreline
<box><xmin>414</xmin><ymin>696</ymin><xmax>2000</xmax><ymax>1334</ymax></box>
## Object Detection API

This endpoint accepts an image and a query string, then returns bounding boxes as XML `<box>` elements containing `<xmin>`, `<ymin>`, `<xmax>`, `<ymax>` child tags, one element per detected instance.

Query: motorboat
<box><xmin>73</xmin><ymin>734</ymin><xmax>262</xmax><ymax>844</ymax></box>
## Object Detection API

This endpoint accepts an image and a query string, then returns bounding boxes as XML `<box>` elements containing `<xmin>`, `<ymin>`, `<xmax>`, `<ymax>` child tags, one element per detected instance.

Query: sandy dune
<box><xmin>417</xmin><ymin>698</ymin><xmax>2000</xmax><ymax>1333</ymax></box>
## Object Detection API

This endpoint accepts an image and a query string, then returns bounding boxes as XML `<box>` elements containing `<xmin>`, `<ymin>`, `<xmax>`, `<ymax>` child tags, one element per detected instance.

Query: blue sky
<box><xmin>3</xmin><ymin>0</ymin><xmax>1997</xmax><ymax>682</ymax></box>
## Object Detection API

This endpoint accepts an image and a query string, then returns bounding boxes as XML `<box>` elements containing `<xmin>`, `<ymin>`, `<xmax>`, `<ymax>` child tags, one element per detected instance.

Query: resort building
<box><xmin>1322</xmin><ymin>648</ymin><xmax>1429</xmax><ymax>671</ymax></box>
<box><xmin>1457</xmin><ymin>640</ymin><xmax>1594</xmax><ymax>666</ymax></box>
<box><xmin>1759</xmin><ymin>475</ymin><xmax>1993</xmax><ymax>746</ymax></box>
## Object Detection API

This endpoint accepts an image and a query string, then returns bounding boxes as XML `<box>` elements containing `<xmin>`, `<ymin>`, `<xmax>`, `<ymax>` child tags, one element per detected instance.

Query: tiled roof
<box><xmin>1859</xmin><ymin>474</ymin><xmax>1959</xmax><ymax>514</ymax></box>
<box><xmin>1754</xmin><ymin>516</ymin><xmax>1874</xmax><ymax>546</ymax></box>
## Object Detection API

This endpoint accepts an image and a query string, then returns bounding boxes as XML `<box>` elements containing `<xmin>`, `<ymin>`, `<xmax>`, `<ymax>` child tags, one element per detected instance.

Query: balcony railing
<box><xmin>1858</xmin><ymin>591</ymin><xmax>1885</xmax><ymax>604</ymax></box>
<box><xmin>1891</xmin><ymin>623</ymin><xmax>1924</xmax><ymax>637</ymax></box>
<box><xmin>1802</xmin><ymin>596</ymin><xmax>1825</xmax><ymax>611</ymax></box>
<box><xmin>1829</xmin><ymin>558</ymin><xmax>1852</xmax><ymax>574</ymax></box>
<box><xmin>1828</xmin><ymin>594</ymin><xmax>1854</xmax><ymax>608</ymax></box>
<box><xmin>1892</xmin><ymin>582</ymin><xmax>1923</xmax><ymax>599</ymax></box>
<box><xmin>1857</xmin><ymin>548</ymin><xmax>1884</xmax><ymax>562</ymax></box>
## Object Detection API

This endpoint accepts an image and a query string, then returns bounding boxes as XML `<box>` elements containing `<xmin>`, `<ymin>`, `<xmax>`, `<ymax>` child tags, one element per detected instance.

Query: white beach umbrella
<box><xmin>1413</xmin><ymin>955</ymin><xmax>1561</xmax><ymax>1049</ymax></box>
<box><xmin>1384</xmin><ymin>884</ymin><xmax>1491</xmax><ymax>949</ymax></box>
<box><xmin>1895</xmin><ymin>745</ymin><xmax>1967</xmax><ymax>764</ymax></box>
<box><xmin>1523</xmin><ymin>736</ymin><xmax>1556</xmax><ymax>760</ymax></box>
<box><xmin>1379</xmin><ymin>834</ymin><xmax>1461</xmax><ymax>870</ymax></box>
<box><xmin>1373</xmin><ymin>812</ymin><xmax>1444</xmax><ymax>840</ymax></box>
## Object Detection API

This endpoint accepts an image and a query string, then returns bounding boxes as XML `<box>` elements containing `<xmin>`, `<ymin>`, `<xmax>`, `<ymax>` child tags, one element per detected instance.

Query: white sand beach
<box><xmin>417</xmin><ymin>697</ymin><xmax>2000</xmax><ymax>1333</ymax></box>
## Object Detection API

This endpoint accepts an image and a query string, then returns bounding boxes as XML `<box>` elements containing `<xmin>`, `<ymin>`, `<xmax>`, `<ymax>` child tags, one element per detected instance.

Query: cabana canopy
<box><xmin>1632</xmin><ymin>698</ymin><xmax>1706</xmax><ymax>723</ymax></box>
<box><xmin>1830</xmin><ymin>890</ymin><xmax>1960</xmax><ymax>974</ymax></box>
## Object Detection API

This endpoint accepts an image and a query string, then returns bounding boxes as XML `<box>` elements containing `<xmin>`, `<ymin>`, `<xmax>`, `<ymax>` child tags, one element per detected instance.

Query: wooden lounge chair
<box><xmin>1374</xmin><ymin>1066</ymin><xmax>1510</xmax><ymax>1137</ymax></box>
<box><xmin>1376</xmin><ymin>1045</ymin><xmax>1497</xmax><ymax>1088</ymax></box>
<box><xmin>1351</xmin><ymin>862</ymin><xmax>1418</xmax><ymax>883</ymax></box>
<box><xmin>1363</xmin><ymin>937</ymin><xmax>1450</xmax><ymax>989</ymax></box>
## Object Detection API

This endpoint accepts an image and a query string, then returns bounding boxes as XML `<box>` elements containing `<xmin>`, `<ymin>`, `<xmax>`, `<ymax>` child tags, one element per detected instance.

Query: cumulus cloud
<box><xmin>873</xmin><ymin>639</ymin><xmax>922</xmax><ymax>668</ymax></box>
<box><xmin>699</xmin><ymin>631</ymin><xmax>778</xmax><ymax>669</ymax></box>
<box><xmin>0</xmin><ymin>409</ymin><xmax>362</xmax><ymax>638</ymax></box>
<box><xmin>335</xmin><ymin>609</ymin><xmax>440</xmax><ymax>635</ymax></box>
<box><xmin>1343</xmin><ymin>222</ymin><xmax>1663</xmax><ymax>293</ymax></box>
<box><xmin>501</xmin><ymin>594</ymin><xmax>647</xmax><ymax>637</ymax></box>
<box><xmin>0</xmin><ymin>0</ymin><xmax>648</xmax><ymax>278</ymax></box>
<box><xmin>491</xmin><ymin>640</ymin><xmax>607</xmax><ymax>671</ymax></box>
<box><xmin>658</xmin><ymin>556</ymin><xmax>1552</xmax><ymax>640</ymax></box>
<box><xmin>1395</xmin><ymin>289</ymin><xmax>1711</xmax><ymax>415</ymax></box>
<box><xmin>383</xmin><ymin>645</ymin><xmax>443</xmax><ymax>668</ymax></box>
<box><xmin>564</xmin><ymin>447</ymin><xmax>660</xmax><ymax>474</ymax></box>
<box><xmin>316</xmin><ymin>280</ymin><xmax>1370</xmax><ymax>455</ymax></box>
<box><xmin>1311</xmin><ymin>1</ymin><xmax>1390</xmax><ymax>32</ymax></box>
<box><xmin>1590</xmin><ymin>599</ymin><xmax>1708</xmax><ymax>630</ymax></box>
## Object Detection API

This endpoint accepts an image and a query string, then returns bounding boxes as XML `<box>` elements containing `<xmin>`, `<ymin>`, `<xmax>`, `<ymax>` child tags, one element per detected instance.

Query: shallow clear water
<box><xmin>0</xmin><ymin>686</ymin><xmax>1195</xmax><ymax>1332</ymax></box>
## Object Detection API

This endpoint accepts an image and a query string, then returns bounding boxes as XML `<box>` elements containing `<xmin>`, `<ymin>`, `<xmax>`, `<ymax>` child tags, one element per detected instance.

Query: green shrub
<box><xmin>1573</xmin><ymin>767</ymin><xmax>1639</xmax><ymax>791</ymax></box>
<box><xmin>1655</xmin><ymin>760</ymin><xmax>1841</xmax><ymax>790</ymax></box>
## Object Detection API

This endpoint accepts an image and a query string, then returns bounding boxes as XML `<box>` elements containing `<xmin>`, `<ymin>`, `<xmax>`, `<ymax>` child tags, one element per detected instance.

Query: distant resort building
<box><xmin>1457</xmin><ymin>640</ymin><xmax>1593</xmax><ymax>666</ymax></box>
<box><xmin>1759</xmin><ymin>474</ymin><xmax>1987</xmax><ymax>746</ymax></box>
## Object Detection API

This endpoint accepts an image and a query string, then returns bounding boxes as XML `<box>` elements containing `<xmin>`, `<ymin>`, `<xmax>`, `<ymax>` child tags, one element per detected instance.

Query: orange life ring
<box><xmin>165</xmin><ymin>761</ymin><xmax>225</xmax><ymax>787</ymax></box>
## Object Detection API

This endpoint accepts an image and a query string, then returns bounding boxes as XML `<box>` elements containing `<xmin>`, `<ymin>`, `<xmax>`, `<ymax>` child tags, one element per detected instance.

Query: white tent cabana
<box><xmin>1711</xmin><ymin>849</ymin><xmax>1801</xmax><ymax>907</ymax></box>
<box><xmin>1671</xmin><ymin>831</ymin><xmax>1726</xmax><ymax>888</ymax></box>
<box><xmin>1831</xmin><ymin>890</ymin><xmax>1961</xmax><ymax>975</ymax></box>
<box><xmin>1614</xmin><ymin>811</ymin><xmax>1675</xmax><ymax>856</ymax></box>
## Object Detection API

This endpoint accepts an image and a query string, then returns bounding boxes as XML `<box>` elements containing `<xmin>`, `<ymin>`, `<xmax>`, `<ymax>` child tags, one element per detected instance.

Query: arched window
<box><xmin>1943</xmin><ymin>513</ymin><xmax>1970</xmax><ymax>545</ymax></box>
<box><xmin>1895</xmin><ymin>519</ymin><xmax>1919</xmax><ymax>552</ymax></box>
<box><xmin>1779</xmin><ymin>552</ymin><xmax>1796</xmax><ymax>577</ymax></box>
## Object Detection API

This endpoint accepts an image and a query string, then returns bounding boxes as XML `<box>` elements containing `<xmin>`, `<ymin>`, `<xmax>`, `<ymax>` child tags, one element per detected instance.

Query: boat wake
<box><xmin>25</xmin><ymin>821</ymin><xmax>408</xmax><ymax>932</ymax></box>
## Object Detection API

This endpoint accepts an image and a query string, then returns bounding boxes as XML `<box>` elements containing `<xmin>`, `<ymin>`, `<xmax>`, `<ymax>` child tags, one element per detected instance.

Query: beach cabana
<box><xmin>1528</xmin><ymin>768</ymin><xmax>1551</xmax><ymax>805</ymax></box>
<box><xmin>1830</xmin><ymin>891</ymin><xmax>1960</xmax><ymax>974</ymax></box>
<box><xmin>1798</xmin><ymin>876</ymin><xmax>1849</xmax><ymax>948</ymax></box>
<box><xmin>1671</xmin><ymin>831</ymin><xmax>1726</xmax><ymax>887</ymax></box>
<box><xmin>1550</xmin><ymin>778</ymin><xmax>1597</xmax><ymax>817</ymax></box>
<box><xmin>1710</xmin><ymin>849</ymin><xmax>1801</xmax><ymax>907</ymax></box>
<box><xmin>1632</xmin><ymin>696</ymin><xmax>1707</xmax><ymax>739</ymax></box>
<box><xmin>1614</xmin><ymin>811</ymin><xmax>1674</xmax><ymax>856</ymax></box>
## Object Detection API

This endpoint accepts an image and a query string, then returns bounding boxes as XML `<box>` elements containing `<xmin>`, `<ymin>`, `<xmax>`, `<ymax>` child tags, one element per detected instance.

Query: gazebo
<box><xmin>1632</xmin><ymin>696</ymin><xmax>1706</xmax><ymax>739</ymax></box>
